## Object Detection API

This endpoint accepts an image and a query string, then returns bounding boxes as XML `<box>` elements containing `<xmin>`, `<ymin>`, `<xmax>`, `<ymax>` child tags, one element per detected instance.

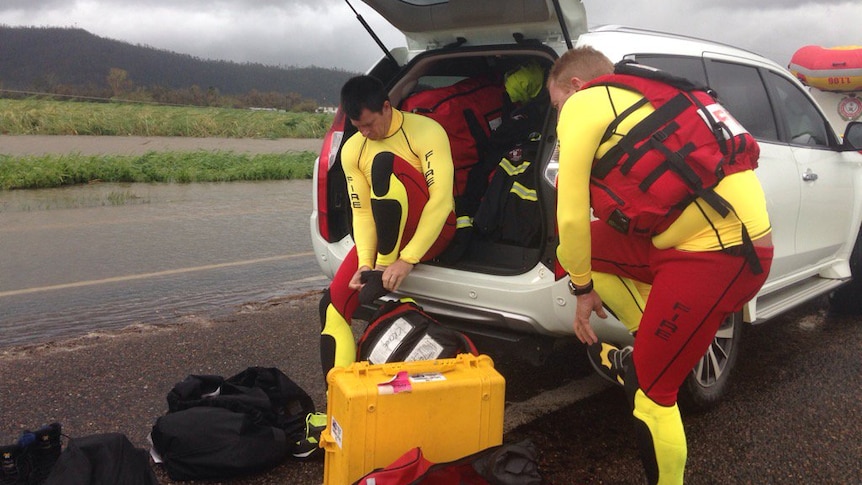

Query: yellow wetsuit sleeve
<box><xmin>341</xmin><ymin>133</ymin><xmax>378</xmax><ymax>269</ymax></box>
<box><xmin>556</xmin><ymin>86</ymin><xmax>649</xmax><ymax>286</ymax></box>
<box><xmin>398</xmin><ymin>112</ymin><xmax>455</xmax><ymax>264</ymax></box>
<box><xmin>341</xmin><ymin>110</ymin><xmax>454</xmax><ymax>268</ymax></box>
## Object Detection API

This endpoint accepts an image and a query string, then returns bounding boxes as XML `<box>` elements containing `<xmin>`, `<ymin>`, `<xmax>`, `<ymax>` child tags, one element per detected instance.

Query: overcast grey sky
<box><xmin>0</xmin><ymin>1</ymin><xmax>859</xmax><ymax>72</ymax></box>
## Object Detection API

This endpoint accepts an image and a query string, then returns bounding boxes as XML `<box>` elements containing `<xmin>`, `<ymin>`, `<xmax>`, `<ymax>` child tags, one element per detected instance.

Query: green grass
<box><xmin>0</xmin><ymin>98</ymin><xmax>333</xmax><ymax>138</ymax></box>
<box><xmin>0</xmin><ymin>98</ymin><xmax>327</xmax><ymax>189</ymax></box>
<box><xmin>0</xmin><ymin>151</ymin><xmax>316</xmax><ymax>190</ymax></box>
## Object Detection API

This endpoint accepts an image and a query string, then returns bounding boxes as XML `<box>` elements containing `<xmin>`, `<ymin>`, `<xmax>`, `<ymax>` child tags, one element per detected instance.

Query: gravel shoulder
<box><xmin>0</xmin><ymin>135</ymin><xmax>322</xmax><ymax>156</ymax></box>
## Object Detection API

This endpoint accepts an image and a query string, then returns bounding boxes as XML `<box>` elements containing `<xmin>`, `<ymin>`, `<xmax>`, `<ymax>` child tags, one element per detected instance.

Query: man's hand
<box><xmin>349</xmin><ymin>265</ymin><xmax>373</xmax><ymax>290</ymax></box>
<box><xmin>377</xmin><ymin>259</ymin><xmax>415</xmax><ymax>292</ymax></box>
<box><xmin>573</xmin><ymin>290</ymin><xmax>607</xmax><ymax>345</ymax></box>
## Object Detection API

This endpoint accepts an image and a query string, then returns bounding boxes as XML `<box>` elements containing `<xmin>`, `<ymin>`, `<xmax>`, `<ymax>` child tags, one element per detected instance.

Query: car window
<box><xmin>704</xmin><ymin>60</ymin><xmax>779</xmax><ymax>142</ymax></box>
<box><xmin>415</xmin><ymin>75</ymin><xmax>469</xmax><ymax>89</ymax></box>
<box><xmin>629</xmin><ymin>54</ymin><xmax>708</xmax><ymax>86</ymax></box>
<box><xmin>763</xmin><ymin>71</ymin><xmax>833</xmax><ymax>148</ymax></box>
<box><xmin>631</xmin><ymin>55</ymin><xmax>779</xmax><ymax>142</ymax></box>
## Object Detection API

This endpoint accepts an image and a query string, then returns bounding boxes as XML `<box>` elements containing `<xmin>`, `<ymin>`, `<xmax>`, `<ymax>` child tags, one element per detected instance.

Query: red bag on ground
<box><xmin>351</xmin><ymin>447</ymin><xmax>433</xmax><ymax>485</ymax></box>
<box><xmin>352</xmin><ymin>440</ymin><xmax>543</xmax><ymax>485</ymax></box>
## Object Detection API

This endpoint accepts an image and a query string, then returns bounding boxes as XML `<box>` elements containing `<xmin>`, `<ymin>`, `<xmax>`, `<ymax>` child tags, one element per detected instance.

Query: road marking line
<box><xmin>503</xmin><ymin>375</ymin><xmax>611</xmax><ymax>433</ymax></box>
<box><xmin>0</xmin><ymin>253</ymin><xmax>314</xmax><ymax>298</ymax></box>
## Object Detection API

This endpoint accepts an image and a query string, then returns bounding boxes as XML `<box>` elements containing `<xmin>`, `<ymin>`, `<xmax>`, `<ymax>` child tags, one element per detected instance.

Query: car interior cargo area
<box><xmin>337</xmin><ymin>49</ymin><xmax>560</xmax><ymax>276</ymax></box>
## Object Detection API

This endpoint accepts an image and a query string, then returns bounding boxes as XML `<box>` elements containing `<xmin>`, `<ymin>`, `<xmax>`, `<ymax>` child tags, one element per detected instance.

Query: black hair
<box><xmin>340</xmin><ymin>75</ymin><xmax>389</xmax><ymax>121</ymax></box>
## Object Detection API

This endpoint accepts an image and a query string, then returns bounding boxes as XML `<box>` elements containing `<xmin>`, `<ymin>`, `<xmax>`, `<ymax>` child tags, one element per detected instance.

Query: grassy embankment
<box><xmin>0</xmin><ymin>98</ymin><xmax>333</xmax><ymax>190</ymax></box>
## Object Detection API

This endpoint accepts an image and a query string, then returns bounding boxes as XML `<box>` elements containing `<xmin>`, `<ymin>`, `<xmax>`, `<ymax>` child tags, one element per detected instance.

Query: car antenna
<box><xmin>344</xmin><ymin>0</ymin><xmax>399</xmax><ymax>66</ymax></box>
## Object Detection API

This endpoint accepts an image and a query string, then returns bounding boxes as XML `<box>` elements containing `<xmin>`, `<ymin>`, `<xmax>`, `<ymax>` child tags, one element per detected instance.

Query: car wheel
<box><xmin>678</xmin><ymin>311</ymin><xmax>743</xmax><ymax>413</ymax></box>
<box><xmin>829</xmin><ymin>229</ymin><xmax>862</xmax><ymax>315</ymax></box>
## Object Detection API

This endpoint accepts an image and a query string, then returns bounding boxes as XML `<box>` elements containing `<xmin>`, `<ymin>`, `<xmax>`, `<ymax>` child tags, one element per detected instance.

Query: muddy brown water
<box><xmin>1</xmin><ymin>137</ymin><xmax>326</xmax><ymax>348</ymax></box>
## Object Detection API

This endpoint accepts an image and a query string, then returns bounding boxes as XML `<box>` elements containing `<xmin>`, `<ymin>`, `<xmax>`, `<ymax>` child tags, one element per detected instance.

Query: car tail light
<box><xmin>542</xmin><ymin>140</ymin><xmax>560</xmax><ymax>190</ymax></box>
<box><xmin>316</xmin><ymin>109</ymin><xmax>346</xmax><ymax>242</ymax></box>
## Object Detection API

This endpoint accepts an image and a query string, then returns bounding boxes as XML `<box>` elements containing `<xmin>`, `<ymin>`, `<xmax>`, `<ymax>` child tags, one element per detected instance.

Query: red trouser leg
<box><xmin>321</xmin><ymin>153</ymin><xmax>455</xmax><ymax>379</ymax></box>
<box><xmin>630</xmin><ymin>244</ymin><xmax>772</xmax><ymax>405</ymax></box>
<box><xmin>591</xmin><ymin>221</ymin><xmax>772</xmax><ymax>405</ymax></box>
<box><xmin>591</xmin><ymin>222</ymin><xmax>772</xmax><ymax>484</ymax></box>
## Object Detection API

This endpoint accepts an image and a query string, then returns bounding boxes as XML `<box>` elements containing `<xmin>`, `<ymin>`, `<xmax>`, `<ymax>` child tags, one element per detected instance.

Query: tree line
<box><xmin>0</xmin><ymin>26</ymin><xmax>357</xmax><ymax>111</ymax></box>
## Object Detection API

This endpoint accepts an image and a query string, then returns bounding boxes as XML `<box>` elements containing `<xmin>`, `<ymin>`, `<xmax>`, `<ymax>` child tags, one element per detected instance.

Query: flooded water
<box><xmin>0</xmin><ymin>180</ymin><xmax>327</xmax><ymax>348</ymax></box>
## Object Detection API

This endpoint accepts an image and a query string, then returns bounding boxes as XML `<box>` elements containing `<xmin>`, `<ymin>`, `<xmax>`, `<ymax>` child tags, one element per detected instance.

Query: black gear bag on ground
<box><xmin>150</xmin><ymin>366</ymin><xmax>315</xmax><ymax>481</ymax></box>
<box><xmin>44</xmin><ymin>433</ymin><xmax>158</xmax><ymax>485</ymax></box>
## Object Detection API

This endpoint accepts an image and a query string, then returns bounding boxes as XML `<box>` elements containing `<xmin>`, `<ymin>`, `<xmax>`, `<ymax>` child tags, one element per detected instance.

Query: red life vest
<box><xmin>581</xmin><ymin>62</ymin><xmax>760</xmax><ymax>237</ymax></box>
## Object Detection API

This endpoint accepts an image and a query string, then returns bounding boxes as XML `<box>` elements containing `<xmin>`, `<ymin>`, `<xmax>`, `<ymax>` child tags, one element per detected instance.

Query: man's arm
<box><xmin>555</xmin><ymin>89</ymin><xmax>614</xmax><ymax>344</ymax></box>
<box><xmin>342</xmin><ymin>136</ymin><xmax>378</xmax><ymax>270</ymax></box>
<box><xmin>397</xmin><ymin>115</ymin><xmax>455</xmax><ymax>264</ymax></box>
<box><xmin>555</xmin><ymin>92</ymin><xmax>604</xmax><ymax>287</ymax></box>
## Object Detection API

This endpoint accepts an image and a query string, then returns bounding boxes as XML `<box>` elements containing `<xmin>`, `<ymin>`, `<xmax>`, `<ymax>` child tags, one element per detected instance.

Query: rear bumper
<box><xmin>309</xmin><ymin>215</ymin><xmax>631</xmax><ymax>342</ymax></box>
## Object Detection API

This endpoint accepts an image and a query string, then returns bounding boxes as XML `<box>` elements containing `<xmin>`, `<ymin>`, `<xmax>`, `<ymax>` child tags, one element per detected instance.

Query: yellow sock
<box><xmin>321</xmin><ymin>304</ymin><xmax>356</xmax><ymax>370</ymax></box>
<box><xmin>632</xmin><ymin>390</ymin><xmax>687</xmax><ymax>485</ymax></box>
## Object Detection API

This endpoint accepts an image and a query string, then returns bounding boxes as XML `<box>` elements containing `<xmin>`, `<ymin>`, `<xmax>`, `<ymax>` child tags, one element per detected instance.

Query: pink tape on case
<box><xmin>377</xmin><ymin>371</ymin><xmax>413</xmax><ymax>395</ymax></box>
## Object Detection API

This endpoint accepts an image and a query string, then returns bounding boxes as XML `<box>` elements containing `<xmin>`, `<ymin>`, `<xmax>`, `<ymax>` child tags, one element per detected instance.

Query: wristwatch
<box><xmin>568</xmin><ymin>278</ymin><xmax>594</xmax><ymax>296</ymax></box>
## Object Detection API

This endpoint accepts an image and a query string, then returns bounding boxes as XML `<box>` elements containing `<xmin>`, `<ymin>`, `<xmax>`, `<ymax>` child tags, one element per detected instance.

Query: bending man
<box><xmin>549</xmin><ymin>47</ymin><xmax>773</xmax><ymax>484</ymax></box>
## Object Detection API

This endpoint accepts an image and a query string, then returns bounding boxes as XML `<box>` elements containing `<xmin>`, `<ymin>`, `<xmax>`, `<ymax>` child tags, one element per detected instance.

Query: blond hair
<box><xmin>548</xmin><ymin>46</ymin><xmax>614</xmax><ymax>87</ymax></box>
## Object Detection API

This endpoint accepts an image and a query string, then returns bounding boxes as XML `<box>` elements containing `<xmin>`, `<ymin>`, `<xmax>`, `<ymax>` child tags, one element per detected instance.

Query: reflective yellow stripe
<box><xmin>499</xmin><ymin>158</ymin><xmax>531</xmax><ymax>176</ymax></box>
<box><xmin>456</xmin><ymin>215</ymin><xmax>473</xmax><ymax>229</ymax></box>
<box><xmin>509</xmin><ymin>181</ymin><xmax>537</xmax><ymax>201</ymax></box>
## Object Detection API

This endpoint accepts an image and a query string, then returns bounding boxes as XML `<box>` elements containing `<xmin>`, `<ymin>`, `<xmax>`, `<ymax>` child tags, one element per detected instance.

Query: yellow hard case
<box><xmin>321</xmin><ymin>354</ymin><xmax>505</xmax><ymax>485</ymax></box>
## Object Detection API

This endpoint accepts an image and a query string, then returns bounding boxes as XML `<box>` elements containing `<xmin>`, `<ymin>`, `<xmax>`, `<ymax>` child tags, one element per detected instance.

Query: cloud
<box><xmin>582</xmin><ymin>0</ymin><xmax>862</xmax><ymax>65</ymax></box>
<box><xmin>0</xmin><ymin>0</ymin><xmax>400</xmax><ymax>71</ymax></box>
<box><xmin>1</xmin><ymin>0</ymin><xmax>860</xmax><ymax>71</ymax></box>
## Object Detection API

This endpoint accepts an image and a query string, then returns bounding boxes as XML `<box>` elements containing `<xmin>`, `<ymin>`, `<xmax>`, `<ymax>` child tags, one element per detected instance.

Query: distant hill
<box><xmin>0</xmin><ymin>26</ymin><xmax>357</xmax><ymax>105</ymax></box>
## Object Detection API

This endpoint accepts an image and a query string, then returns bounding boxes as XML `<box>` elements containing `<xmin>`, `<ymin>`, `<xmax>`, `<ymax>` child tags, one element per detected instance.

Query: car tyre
<box><xmin>678</xmin><ymin>311</ymin><xmax>743</xmax><ymax>413</ymax></box>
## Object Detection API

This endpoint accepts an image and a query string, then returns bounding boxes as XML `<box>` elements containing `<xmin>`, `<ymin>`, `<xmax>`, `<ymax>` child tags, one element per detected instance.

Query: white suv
<box><xmin>310</xmin><ymin>0</ymin><xmax>862</xmax><ymax>408</ymax></box>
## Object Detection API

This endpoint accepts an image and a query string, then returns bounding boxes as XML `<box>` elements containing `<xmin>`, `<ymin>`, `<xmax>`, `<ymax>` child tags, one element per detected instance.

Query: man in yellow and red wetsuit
<box><xmin>549</xmin><ymin>46</ymin><xmax>773</xmax><ymax>484</ymax></box>
<box><xmin>319</xmin><ymin>75</ymin><xmax>456</xmax><ymax>380</ymax></box>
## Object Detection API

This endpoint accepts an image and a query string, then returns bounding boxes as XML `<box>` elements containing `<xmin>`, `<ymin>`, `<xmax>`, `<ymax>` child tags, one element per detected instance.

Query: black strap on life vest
<box><xmin>593</xmin><ymin>91</ymin><xmax>735</xmax><ymax>219</ymax></box>
<box><xmin>721</xmin><ymin>211</ymin><xmax>764</xmax><ymax>275</ymax></box>
<box><xmin>599</xmin><ymin>96</ymin><xmax>649</xmax><ymax>145</ymax></box>
<box><xmin>686</xmin><ymin>92</ymin><xmax>736</xmax><ymax>164</ymax></box>
<box><xmin>592</xmin><ymin>92</ymin><xmax>692</xmax><ymax>178</ymax></box>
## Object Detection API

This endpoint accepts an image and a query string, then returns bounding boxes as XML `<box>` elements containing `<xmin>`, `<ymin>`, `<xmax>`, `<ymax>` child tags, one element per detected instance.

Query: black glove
<box><xmin>358</xmin><ymin>270</ymin><xmax>388</xmax><ymax>305</ymax></box>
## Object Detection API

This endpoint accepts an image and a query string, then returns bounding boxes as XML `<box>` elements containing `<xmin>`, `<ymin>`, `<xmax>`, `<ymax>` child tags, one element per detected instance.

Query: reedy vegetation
<box><xmin>0</xmin><ymin>99</ymin><xmax>333</xmax><ymax>138</ymax></box>
<box><xmin>0</xmin><ymin>99</ymin><xmax>331</xmax><ymax>189</ymax></box>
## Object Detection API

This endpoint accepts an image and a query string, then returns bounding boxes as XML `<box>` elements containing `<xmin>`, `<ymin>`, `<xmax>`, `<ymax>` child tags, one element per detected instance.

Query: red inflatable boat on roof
<box><xmin>789</xmin><ymin>45</ymin><xmax>862</xmax><ymax>92</ymax></box>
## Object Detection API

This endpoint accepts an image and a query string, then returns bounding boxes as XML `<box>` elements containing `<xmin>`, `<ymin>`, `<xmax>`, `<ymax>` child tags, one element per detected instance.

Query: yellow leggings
<box><xmin>630</xmin><ymin>387</ymin><xmax>687</xmax><ymax>485</ymax></box>
<box><xmin>597</xmin><ymin>273</ymin><xmax>686</xmax><ymax>484</ymax></box>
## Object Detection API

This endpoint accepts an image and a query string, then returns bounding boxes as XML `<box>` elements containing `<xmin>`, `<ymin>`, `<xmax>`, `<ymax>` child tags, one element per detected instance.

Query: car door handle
<box><xmin>802</xmin><ymin>169</ymin><xmax>818</xmax><ymax>182</ymax></box>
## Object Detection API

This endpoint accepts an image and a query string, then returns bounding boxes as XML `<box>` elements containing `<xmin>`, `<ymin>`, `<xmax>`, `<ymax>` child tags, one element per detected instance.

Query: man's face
<box><xmin>350</xmin><ymin>101</ymin><xmax>392</xmax><ymax>140</ymax></box>
<box><xmin>548</xmin><ymin>78</ymin><xmax>580</xmax><ymax>114</ymax></box>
